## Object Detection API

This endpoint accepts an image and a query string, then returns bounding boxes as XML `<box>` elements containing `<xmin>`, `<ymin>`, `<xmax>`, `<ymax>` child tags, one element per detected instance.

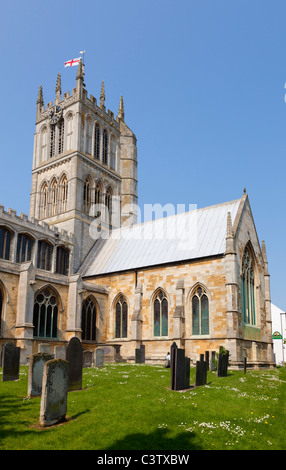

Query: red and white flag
<box><xmin>64</xmin><ymin>57</ymin><xmax>81</xmax><ymax>67</ymax></box>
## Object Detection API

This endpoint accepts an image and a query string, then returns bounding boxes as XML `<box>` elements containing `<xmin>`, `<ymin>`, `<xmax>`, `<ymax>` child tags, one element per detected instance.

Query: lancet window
<box><xmin>115</xmin><ymin>295</ymin><xmax>128</xmax><ymax>338</ymax></box>
<box><xmin>192</xmin><ymin>285</ymin><xmax>209</xmax><ymax>335</ymax></box>
<box><xmin>81</xmin><ymin>296</ymin><xmax>97</xmax><ymax>341</ymax></box>
<box><xmin>16</xmin><ymin>233</ymin><xmax>34</xmax><ymax>263</ymax></box>
<box><xmin>94</xmin><ymin>123</ymin><xmax>100</xmax><ymax>160</ymax></box>
<box><xmin>241</xmin><ymin>246</ymin><xmax>256</xmax><ymax>325</ymax></box>
<box><xmin>153</xmin><ymin>290</ymin><xmax>168</xmax><ymax>337</ymax></box>
<box><xmin>0</xmin><ymin>227</ymin><xmax>13</xmax><ymax>261</ymax></box>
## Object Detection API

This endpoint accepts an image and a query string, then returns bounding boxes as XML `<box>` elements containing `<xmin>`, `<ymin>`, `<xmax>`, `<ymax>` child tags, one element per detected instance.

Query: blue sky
<box><xmin>0</xmin><ymin>0</ymin><xmax>285</xmax><ymax>310</ymax></box>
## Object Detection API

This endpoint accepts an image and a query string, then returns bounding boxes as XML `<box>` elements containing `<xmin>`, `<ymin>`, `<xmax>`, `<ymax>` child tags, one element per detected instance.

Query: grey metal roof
<box><xmin>80</xmin><ymin>198</ymin><xmax>241</xmax><ymax>277</ymax></box>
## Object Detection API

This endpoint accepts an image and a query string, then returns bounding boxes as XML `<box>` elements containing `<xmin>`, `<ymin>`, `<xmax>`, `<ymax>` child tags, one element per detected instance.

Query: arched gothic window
<box><xmin>81</xmin><ymin>297</ymin><xmax>97</xmax><ymax>341</ymax></box>
<box><xmin>59</xmin><ymin>174</ymin><xmax>68</xmax><ymax>213</ymax></box>
<box><xmin>50</xmin><ymin>125</ymin><xmax>56</xmax><ymax>158</ymax></box>
<box><xmin>85</xmin><ymin>117</ymin><xmax>92</xmax><ymax>154</ymax></box>
<box><xmin>83</xmin><ymin>176</ymin><xmax>92</xmax><ymax>215</ymax></box>
<box><xmin>39</xmin><ymin>181</ymin><xmax>48</xmax><ymax>219</ymax></box>
<box><xmin>110</xmin><ymin>135</ymin><xmax>116</xmax><ymax>170</ymax></box>
<box><xmin>241</xmin><ymin>246</ymin><xmax>256</xmax><ymax>325</ymax></box>
<box><xmin>37</xmin><ymin>240</ymin><xmax>53</xmax><ymax>271</ymax></box>
<box><xmin>115</xmin><ymin>295</ymin><xmax>128</xmax><ymax>338</ymax></box>
<box><xmin>102</xmin><ymin>129</ymin><xmax>108</xmax><ymax>165</ymax></box>
<box><xmin>105</xmin><ymin>187</ymin><xmax>113</xmax><ymax>227</ymax></box>
<box><xmin>56</xmin><ymin>246</ymin><xmax>69</xmax><ymax>276</ymax></box>
<box><xmin>154</xmin><ymin>290</ymin><xmax>168</xmax><ymax>337</ymax></box>
<box><xmin>16</xmin><ymin>233</ymin><xmax>34</xmax><ymax>263</ymax></box>
<box><xmin>33</xmin><ymin>287</ymin><xmax>59</xmax><ymax>338</ymax></box>
<box><xmin>0</xmin><ymin>227</ymin><xmax>13</xmax><ymax>261</ymax></box>
<box><xmin>50</xmin><ymin>178</ymin><xmax>58</xmax><ymax>216</ymax></box>
<box><xmin>40</xmin><ymin>126</ymin><xmax>48</xmax><ymax>162</ymax></box>
<box><xmin>94</xmin><ymin>123</ymin><xmax>100</xmax><ymax>160</ymax></box>
<box><xmin>58</xmin><ymin>119</ymin><xmax>64</xmax><ymax>154</ymax></box>
<box><xmin>192</xmin><ymin>286</ymin><xmax>209</xmax><ymax>335</ymax></box>
<box><xmin>66</xmin><ymin>113</ymin><xmax>73</xmax><ymax>150</ymax></box>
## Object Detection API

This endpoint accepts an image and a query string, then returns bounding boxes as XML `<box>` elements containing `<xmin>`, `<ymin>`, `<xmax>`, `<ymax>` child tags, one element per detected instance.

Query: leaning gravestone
<box><xmin>27</xmin><ymin>353</ymin><xmax>53</xmax><ymax>397</ymax></box>
<box><xmin>40</xmin><ymin>359</ymin><xmax>69</xmax><ymax>427</ymax></box>
<box><xmin>66</xmin><ymin>337</ymin><xmax>83</xmax><ymax>391</ymax></box>
<box><xmin>2</xmin><ymin>342</ymin><xmax>20</xmax><ymax>382</ymax></box>
<box><xmin>95</xmin><ymin>348</ymin><xmax>104</xmax><ymax>368</ymax></box>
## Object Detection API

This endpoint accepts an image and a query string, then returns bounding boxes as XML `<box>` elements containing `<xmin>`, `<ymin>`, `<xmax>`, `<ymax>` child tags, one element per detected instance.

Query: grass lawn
<box><xmin>0</xmin><ymin>363</ymin><xmax>285</xmax><ymax>450</ymax></box>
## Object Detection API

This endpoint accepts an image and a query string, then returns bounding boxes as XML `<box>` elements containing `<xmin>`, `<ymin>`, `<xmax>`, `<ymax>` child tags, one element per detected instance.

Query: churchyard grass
<box><xmin>0</xmin><ymin>363</ymin><xmax>285</xmax><ymax>450</ymax></box>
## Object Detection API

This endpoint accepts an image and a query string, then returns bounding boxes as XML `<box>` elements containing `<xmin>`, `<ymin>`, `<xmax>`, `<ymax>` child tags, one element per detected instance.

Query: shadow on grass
<box><xmin>106</xmin><ymin>427</ymin><xmax>202</xmax><ymax>451</ymax></box>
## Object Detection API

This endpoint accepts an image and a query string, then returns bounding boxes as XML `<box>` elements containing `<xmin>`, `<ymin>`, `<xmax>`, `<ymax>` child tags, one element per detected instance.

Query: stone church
<box><xmin>0</xmin><ymin>62</ymin><xmax>274</xmax><ymax>368</ymax></box>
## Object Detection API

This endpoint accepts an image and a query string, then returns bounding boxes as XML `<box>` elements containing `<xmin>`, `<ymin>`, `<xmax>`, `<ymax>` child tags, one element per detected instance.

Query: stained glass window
<box><xmin>33</xmin><ymin>287</ymin><xmax>58</xmax><ymax>338</ymax></box>
<box><xmin>16</xmin><ymin>233</ymin><xmax>33</xmax><ymax>263</ymax></box>
<box><xmin>153</xmin><ymin>290</ymin><xmax>168</xmax><ymax>336</ymax></box>
<box><xmin>192</xmin><ymin>286</ymin><xmax>209</xmax><ymax>335</ymax></box>
<box><xmin>241</xmin><ymin>247</ymin><xmax>256</xmax><ymax>325</ymax></box>
<box><xmin>115</xmin><ymin>296</ymin><xmax>128</xmax><ymax>338</ymax></box>
<box><xmin>81</xmin><ymin>297</ymin><xmax>97</xmax><ymax>341</ymax></box>
<box><xmin>0</xmin><ymin>227</ymin><xmax>12</xmax><ymax>261</ymax></box>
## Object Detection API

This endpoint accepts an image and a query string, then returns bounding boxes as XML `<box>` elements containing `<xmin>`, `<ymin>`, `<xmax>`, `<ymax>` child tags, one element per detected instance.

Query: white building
<box><xmin>271</xmin><ymin>303</ymin><xmax>286</xmax><ymax>365</ymax></box>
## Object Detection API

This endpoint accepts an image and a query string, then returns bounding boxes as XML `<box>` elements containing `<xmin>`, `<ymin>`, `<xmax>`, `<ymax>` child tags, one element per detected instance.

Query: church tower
<box><xmin>30</xmin><ymin>61</ymin><xmax>138</xmax><ymax>272</ymax></box>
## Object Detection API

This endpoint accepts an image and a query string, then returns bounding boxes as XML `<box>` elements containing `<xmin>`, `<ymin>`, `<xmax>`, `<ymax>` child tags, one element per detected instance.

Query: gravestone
<box><xmin>210</xmin><ymin>351</ymin><xmax>216</xmax><ymax>371</ymax></box>
<box><xmin>66</xmin><ymin>337</ymin><xmax>83</xmax><ymax>391</ymax></box>
<box><xmin>27</xmin><ymin>353</ymin><xmax>54</xmax><ymax>397</ymax></box>
<box><xmin>171</xmin><ymin>346</ymin><xmax>189</xmax><ymax>391</ymax></box>
<box><xmin>38</xmin><ymin>343</ymin><xmax>51</xmax><ymax>354</ymax></box>
<box><xmin>195</xmin><ymin>360</ymin><xmax>208</xmax><ymax>387</ymax></box>
<box><xmin>54</xmin><ymin>346</ymin><xmax>66</xmax><ymax>360</ymax></box>
<box><xmin>83</xmin><ymin>350</ymin><xmax>93</xmax><ymax>368</ymax></box>
<box><xmin>2</xmin><ymin>342</ymin><xmax>20</xmax><ymax>382</ymax></box>
<box><xmin>205</xmin><ymin>351</ymin><xmax>210</xmax><ymax>371</ymax></box>
<box><xmin>135</xmin><ymin>345</ymin><xmax>145</xmax><ymax>364</ymax></box>
<box><xmin>243</xmin><ymin>357</ymin><xmax>247</xmax><ymax>374</ymax></box>
<box><xmin>40</xmin><ymin>359</ymin><xmax>69</xmax><ymax>426</ymax></box>
<box><xmin>95</xmin><ymin>348</ymin><xmax>104</xmax><ymax>368</ymax></box>
<box><xmin>217</xmin><ymin>350</ymin><xmax>229</xmax><ymax>377</ymax></box>
<box><xmin>184</xmin><ymin>357</ymin><xmax>190</xmax><ymax>389</ymax></box>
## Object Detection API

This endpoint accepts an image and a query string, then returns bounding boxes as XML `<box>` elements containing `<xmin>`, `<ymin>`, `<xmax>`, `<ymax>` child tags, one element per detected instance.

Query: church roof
<box><xmin>80</xmin><ymin>198</ymin><xmax>242</xmax><ymax>277</ymax></box>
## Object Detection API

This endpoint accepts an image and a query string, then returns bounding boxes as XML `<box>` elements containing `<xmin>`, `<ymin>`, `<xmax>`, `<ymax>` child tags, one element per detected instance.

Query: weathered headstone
<box><xmin>140</xmin><ymin>344</ymin><xmax>145</xmax><ymax>363</ymax></box>
<box><xmin>243</xmin><ymin>357</ymin><xmax>247</xmax><ymax>374</ymax></box>
<box><xmin>2</xmin><ymin>342</ymin><xmax>20</xmax><ymax>382</ymax></box>
<box><xmin>195</xmin><ymin>360</ymin><xmax>208</xmax><ymax>387</ymax></box>
<box><xmin>40</xmin><ymin>359</ymin><xmax>69</xmax><ymax>427</ymax></box>
<box><xmin>27</xmin><ymin>353</ymin><xmax>54</xmax><ymax>397</ymax></box>
<box><xmin>66</xmin><ymin>337</ymin><xmax>83</xmax><ymax>391</ymax></box>
<box><xmin>135</xmin><ymin>345</ymin><xmax>145</xmax><ymax>364</ymax></box>
<box><xmin>83</xmin><ymin>350</ymin><xmax>93</xmax><ymax>368</ymax></box>
<box><xmin>210</xmin><ymin>351</ymin><xmax>216</xmax><ymax>371</ymax></box>
<box><xmin>205</xmin><ymin>351</ymin><xmax>210</xmax><ymax>371</ymax></box>
<box><xmin>54</xmin><ymin>346</ymin><xmax>66</xmax><ymax>360</ymax></box>
<box><xmin>38</xmin><ymin>343</ymin><xmax>51</xmax><ymax>354</ymax></box>
<box><xmin>95</xmin><ymin>348</ymin><xmax>104</xmax><ymax>368</ymax></box>
<box><xmin>217</xmin><ymin>350</ymin><xmax>229</xmax><ymax>377</ymax></box>
<box><xmin>184</xmin><ymin>357</ymin><xmax>190</xmax><ymax>389</ymax></box>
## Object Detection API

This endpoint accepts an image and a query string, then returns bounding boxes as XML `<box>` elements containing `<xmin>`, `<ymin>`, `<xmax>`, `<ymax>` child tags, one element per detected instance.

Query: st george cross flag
<box><xmin>64</xmin><ymin>57</ymin><xmax>81</xmax><ymax>67</ymax></box>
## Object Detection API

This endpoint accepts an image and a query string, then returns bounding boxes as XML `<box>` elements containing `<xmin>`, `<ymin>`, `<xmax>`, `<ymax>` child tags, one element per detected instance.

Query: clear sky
<box><xmin>0</xmin><ymin>0</ymin><xmax>285</xmax><ymax>310</ymax></box>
